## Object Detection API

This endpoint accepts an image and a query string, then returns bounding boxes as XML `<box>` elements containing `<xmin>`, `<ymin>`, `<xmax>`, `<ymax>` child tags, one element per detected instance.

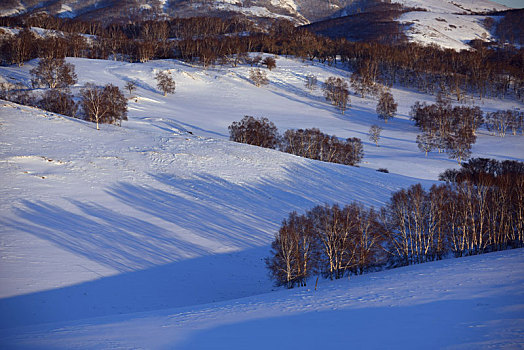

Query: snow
<box><xmin>270</xmin><ymin>0</ymin><xmax>298</xmax><ymax>12</ymax></box>
<box><xmin>389</xmin><ymin>0</ymin><xmax>509</xmax><ymax>50</ymax></box>
<box><xmin>392</xmin><ymin>0</ymin><xmax>508</xmax><ymax>13</ymax></box>
<box><xmin>0</xmin><ymin>55</ymin><xmax>523</xmax><ymax>348</ymax></box>
<box><xmin>212</xmin><ymin>3</ymin><xmax>307</xmax><ymax>24</ymax></box>
<box><xmin>399</xmin><ymin>12</ymin><xmax>493</xmax><ymax>51</ymax></box>
<box><xmin>1</xmin><ymin>248</ymin><xmax>523</xmax><ymax>348</ymax></box>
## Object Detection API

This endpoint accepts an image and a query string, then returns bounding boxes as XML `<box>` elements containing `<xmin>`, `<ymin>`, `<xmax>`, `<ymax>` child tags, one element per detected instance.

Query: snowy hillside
<box><xmin>1</xmin><ymin>241</ymin><xmax>523</xmax><ymax>348</ymax></box>
<box><xmin>1</xmin><ymin>56</ymin><xmax>523</xmax><ymax>347</ymax></box>
<box><xmin>399</xmin><ymin>12</ymin><xmax>494</xmax><ymax>50</ymax></box>
<box><xmin>391</xmin><ymin>0</ymin><xmax>507</xmax><ymax>50</ymax></box>
<box><xmin>392</xmin><ymin>0</ymin><xmax>507</xmax><ymax>13</ymax></box>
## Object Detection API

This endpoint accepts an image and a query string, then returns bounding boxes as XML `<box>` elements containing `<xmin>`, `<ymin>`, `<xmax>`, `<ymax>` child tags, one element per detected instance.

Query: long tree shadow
<box><xmin>2</xmin><ymin>199</ymin><xmax>208</xmax><ymax>272</ymax></box>
<box><xmin>0</xmin><ymin>245</ymin><xmax>271</xmax><ymax>329</ymax></box>
<box><xmin>0</xmin><ymin>161</ymin><xmax>419</xmax><ymax>329</ymax></box>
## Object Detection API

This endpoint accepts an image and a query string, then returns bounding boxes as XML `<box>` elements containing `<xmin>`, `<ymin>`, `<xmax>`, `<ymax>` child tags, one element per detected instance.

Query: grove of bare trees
<box><xmin>323</xmin><ymin>76</ymin><xmax>350</xmax><ymax>114</ymax></box>
<box><xmin>485</xmin><ymin>109</ymin><xmax>523</xmax><ymax>137</ymax></box>
<box><xmin>281</xmin><ymin>128</ymin><xmax>363</xmax><ymax>166</ymax></box>
<box><xmin>411</xmin><ymin>96</ymin><xmax>483</xmax><ymax>163</ymax></box>
<box><xmin>229</xmin><ymin>116</ymin><xmax>364</xmax><ymax>166</ymax></box>
<box><xmin>266</xmin><ymin>203</ymin><xmax>384</xmax><ymax>287</ymax></box>
<box><xmin>268</xmin><ymin>158</ymin><xmax>524</xmax><ymax>287</ymax></box>
<box><xmin>228</xmin><ymin>115</ymin><xmax>280</xmax><ymax>149</ymax></box>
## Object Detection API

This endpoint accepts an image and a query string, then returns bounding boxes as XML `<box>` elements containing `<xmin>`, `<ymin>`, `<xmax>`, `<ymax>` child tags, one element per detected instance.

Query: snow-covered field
<box><xmin>1</xmin><ymin>56</ymin><xmax>523</xmax><ymax>348</ymax></box>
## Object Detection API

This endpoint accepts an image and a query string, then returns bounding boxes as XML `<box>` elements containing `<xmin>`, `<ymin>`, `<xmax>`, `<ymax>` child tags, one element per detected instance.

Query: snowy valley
<box><xmin>1</xmin><ymin>0</ymin><xmax>524</xmax><ymax>347</ymax></box>
<box><xmin>0</xmin><ymin>54</ymin><xmax>523</xmax><ymax>348</ymax></box>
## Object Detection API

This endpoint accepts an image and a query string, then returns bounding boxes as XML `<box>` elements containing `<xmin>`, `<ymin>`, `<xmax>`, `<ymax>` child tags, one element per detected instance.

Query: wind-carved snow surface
<box><xmin>0</xmin><ymin>56</ymin><xmax>523</xmax><ymax>348</ymax></box>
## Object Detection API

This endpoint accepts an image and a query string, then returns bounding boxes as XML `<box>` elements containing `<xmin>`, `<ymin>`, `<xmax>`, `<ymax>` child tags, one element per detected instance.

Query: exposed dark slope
<box><xmin>302</xmin><ymin>2</ymin><xmax>412</xmax><ymax>43</ymax></box>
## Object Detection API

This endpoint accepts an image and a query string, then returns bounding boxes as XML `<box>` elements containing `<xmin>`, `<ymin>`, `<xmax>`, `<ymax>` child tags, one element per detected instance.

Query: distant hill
<box><xmin>0</xmin><ymin>0</ymin><xmax>515</xmax><ymax>50</ymax></box>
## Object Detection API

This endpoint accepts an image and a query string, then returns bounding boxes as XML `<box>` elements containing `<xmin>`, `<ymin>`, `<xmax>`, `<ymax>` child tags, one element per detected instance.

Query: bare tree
<box><xmin>416</xmin><ymin>133</ymin><xmax>436</xmax><ymax>157</ymax></box>
<box><xmin>305</xmin><ymin>74</ymin><xmax>317</xmax><ymax>91</ymax></box>
<box><xmin>80</xmin><ymin>83</ymin><xmax>127</xmax><ymax>130</ymax></box>
<box><xmin>155</xmin><ymin>71</ymin><xmax>176</xmax><ymax>96</ymax></box>
<box><xmin>323</xmin><ymin>77</ymin><xmax>350</xmax><ymax>114</ymax></box>
<box><xmin>125</xmin><ymin>80</ymin><xmax>137</xmax><ymax>96</ymax></box>
<box><xmin>376</xmin><ymin>91</ymin><xmax>397</xmax><ymax>123</ymax></box>
<box><xmin>368</xmin><ymin>124</ymin><xmax>383</xmax><ymax>146</ymax></box>
<box><xmin>30</xmin><ymin>58</ymin><xmax>77</xmax><ymax>90</ymax></box>
<box><xmin>249</xmin><ymin>68</ymin><xmax>269</xmax><ymax>87</ymax></box>
<box><xmin>246</xmin><ymin>54</ymin><xmax>262</xmax><ymax>66</ymax></box>
<box><xmin>261</xmin><ymin>56</ymin><xmax>277</xmax><ymax>71</ymax></box>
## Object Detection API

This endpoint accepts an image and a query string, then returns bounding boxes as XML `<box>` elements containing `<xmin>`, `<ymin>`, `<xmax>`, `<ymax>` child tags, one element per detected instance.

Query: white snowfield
<box><xmin>0</xmin><ymin>56</ymin><xmax>523</xmax><ymax>348</ymax></box>
<box><xmin>393</xmin><ymin>0</ymin><xmax>508</xmax><ymax>51</ymax></box>
<box><xmin>392</xmin><ymin>0</ymin><xmax>507</xmax><ymax>13</ymax></box>
<box><xmin>399</xmin><ymin>12</ymin><xmax>494</xmax><ymax>51</ymax></box>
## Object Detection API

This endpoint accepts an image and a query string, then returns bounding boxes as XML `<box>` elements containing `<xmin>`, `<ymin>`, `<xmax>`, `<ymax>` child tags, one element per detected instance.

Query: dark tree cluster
<box><xmin>228</xmin><ymin>116</ymin><xmax>364</xmax><ymax>166</ymax></box>
<box><xmin>228</xmin><ymin>116</ymin><xmax>280</xmax><ymax>149</ymax></box>
<box><xmin>268</xmin><ymin>158</ymin><xmax>524</xmax><ymax>288</ymax></box>
<box><xmin>485</xmin><ymin>109</ymin><xmax>523</xmax><ymax>137</ymax></box>
<box><xmin>438</xmin><ymin>157</ymin><xmax>524</xmax><ymax>183</ymax></box>
<box><xmin>0</xmin><ymin>83</ymin><xmax>37</xmax><ymax>107</ymax></box>
<box><xmin>411</xmin><ymin>96</ymin><xmax>483</xmax><ymax>162</ymax></box>
<box><xmin>350</xmin><ymin>59</ymin><xmax>382</xmax><ymax>99</ymax></box>
<box><xmin>40</xmin><ymin>89</ymin><xmax>77</xmax><ymax>117</ymax></box>
<box><xmin>493</xmin><ymin>9</ymin><xmax>524</xmax><ymax>46</ymax></box>
<box><xmin>266</xmin><ymin>203</ymin><xmax>384</xmax><ymax>288</ymax></box>
<box><xmin>281</xmin><ymin>128</ymin><xmax>363</xmax><ymax>166</ymax></box>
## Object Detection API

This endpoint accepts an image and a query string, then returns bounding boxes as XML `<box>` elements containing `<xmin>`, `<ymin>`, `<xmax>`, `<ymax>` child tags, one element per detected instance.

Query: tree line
<box><xmin>411</xmin><ymin>95</ymin><xmax>523</xmax><ymax>162</ymax></box>
<box><xmin>229</xmin><ymin>116</ymin><xmax>364</xmax><ymax>166</ymax></box>
<box><xmin>1</xmin><ymin>14</ymin><xmax>523</xmax><ymax>101</ymax></box>
<box><xmin>267</xmin><ymin>158</ymin><xmax>524</xmax><ymax>288</ymax></box>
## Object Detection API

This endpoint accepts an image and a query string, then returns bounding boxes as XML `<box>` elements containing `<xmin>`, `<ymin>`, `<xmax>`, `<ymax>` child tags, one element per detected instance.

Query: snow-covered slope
<box><xmin>392</xmin><ymin>0</ymin><xmax>507</xmax><ymax>13</ymax></box>
<box><xmin>391</xmin><ymin>0</ymin><xmax>508</xmax><ymax>50</ymax></box>
<box><xmin>0</xmin><ymin>56</ymin><xmax>523</xmax><ymax>347</ymax></box>
<box><xmin>2</xmin><ymin>243</ymin><xmax>523</xmax><ymax>348</ymax></box>
<box><xmin>399</xmin><ymin>12</ymin><xmax>494</xmax><ymax>50</ymax></box>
